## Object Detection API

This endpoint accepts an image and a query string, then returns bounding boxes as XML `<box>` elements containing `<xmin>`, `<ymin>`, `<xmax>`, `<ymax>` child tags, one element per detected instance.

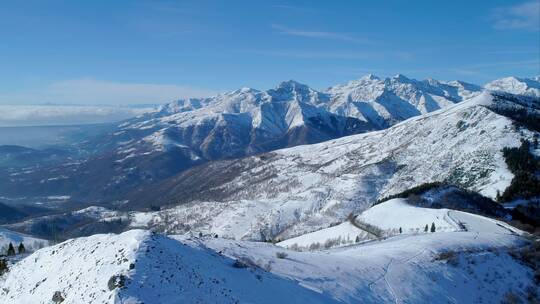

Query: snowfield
<box><xmin>194</xmin><ymin>201</ymin><xmax>535</xmax><ymax>303</ymax></box>
<box><xmin>1</xmin><ymin>201</ymin><xmax>535</xmax><ymax>303</ymax></box>
<box><xmin>277</xmin><ymin>198</ymin><xmax>524</xmax><ymax>251</ymax></box>
<box><xmin>358</xmin><ymin>199</ymin><xmax>459</xmax><ymax>234</ymax></box>
<box><xmin>0</xmin><ymin>230</ymin><xmax>336</xmax><ymax>304</ymax></box>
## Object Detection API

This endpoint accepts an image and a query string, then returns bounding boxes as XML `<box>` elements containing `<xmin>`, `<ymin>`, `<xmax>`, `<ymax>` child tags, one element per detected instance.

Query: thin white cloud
<box><xmin>271</xmin><ymin>24</ymin><xmax>372</xmax><ymax>44</ymax></box>
<box><xmin>246</xmin><ymin>49</ymin><xmax>413</xmax><ymax>61</ymax></box>
<box><xmin>491</xmin><ymin>1</ymin><xmax>540</xmax><ymax>30</ymax></box>
<box><xmin>0</xmin><ymin>79</ymin><xmax>219</xmax><ymax>106</ymax></box>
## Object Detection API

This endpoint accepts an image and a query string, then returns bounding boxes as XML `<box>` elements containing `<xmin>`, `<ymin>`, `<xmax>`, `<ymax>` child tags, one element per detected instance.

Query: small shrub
<box><xmin>232</xmin><ymin>257</ymin><xmax>258</xmax><ymax>269</ymax></box>
<box><xmin>52</xmin><ymin>291</ymin><xmax>65</xmax><ymax>303</ymax></box>
<box><xmin>434</xmin><ymin>250</ymin><xmax>459</xmax><ymax>266</ymax></box>
<box><xmin>501</xmin><ymin>291</ymin><xmax>522</xmax><ymax>304</ymax></box>
<box><xmin>107</xmin><ymin>275</ymin><xmax>126</xmax><ymax>291</ymax></box>
<box><xmin>0</xmin><ymin>258</ymin><xmax>8</xmax><ymax>275</ymax></box>
<box><xmin>275</xmin><ymin>252</ymin><xmax>288</xmax><ymax>259</ymax></box>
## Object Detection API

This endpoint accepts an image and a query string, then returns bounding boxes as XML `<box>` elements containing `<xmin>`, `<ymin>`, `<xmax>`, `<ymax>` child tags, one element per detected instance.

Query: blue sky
<box><xmin>0</xmin><ymin>0</ymin><xmax>539</xmax><ymax>105</ymax></box>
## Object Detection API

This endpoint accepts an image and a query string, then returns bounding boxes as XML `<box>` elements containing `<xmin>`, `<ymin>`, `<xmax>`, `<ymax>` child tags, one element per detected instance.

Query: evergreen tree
<box><xmin>430</xmin><ymin>222</ymin><xmax>436</xmax><ymax>233</ymax></box>
<box><xmin>399</xmin><ymin>227</ymin><xmax>402</xmax><ymax>234</ymax></box>
<box><xmin>0</xmin><ymin>258</ymin><xmax>7</xmax><ymax>275</ymax></box>
<box><xmin>6</xmin><ymin>243</ymin><xmax>15</xmax><ymax>256</ymax></box>
<box><xmin>424</xmin><ymin>224</ymin><xmax>428</xmax><ymax>232</ymax></box>
<box><xmin>355</xmin><ymin>235</ymin><xmax>360</xmax><ymax>243</ymax></box>
<box><xmin>18</xmin><ymin>243</ymin><xmax>26</xmax><ymax>254</ymax></box>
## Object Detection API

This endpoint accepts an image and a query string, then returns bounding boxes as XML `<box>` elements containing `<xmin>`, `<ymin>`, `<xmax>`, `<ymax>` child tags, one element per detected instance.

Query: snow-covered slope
<box><xmin>0</xmin><ymin>227</ymin><xmax>49</xmax><ymax>252</ymax></box>
<box><xmin>0</xmin><ymin>230</ymin><xmax>337</xmax><ymax>304</ymax></box>
<box><xmin>277</xmin><ymin>221</ymin><xmax>375</xmax><ymax>250</ymax></box>
<box><xmin>357</xmin><ymin>199</ymin><xmax>459</xmax><ymax>233</ymax></box>
<box><xmin>485</xmin><ymin>76</ymin><xmax>540</xmax><ymax>97</ymax></box>
<box><xmin>2</xmin><ymin>201</ymin><xmax>535</xmax><ymax>304</ymax></box>
<box><xmin>191</xmin><ymin>201</ymin><xmax>535</xmax><ymax>304</ymax></box>
<box><xmin>129</xmin><ymin>92</ymin><xmax>536</xmax><ymax>240</ymax></box>
<box><xmin>277</xmin><ymin>198</ymin><xmax>522</xmax><ymax>251</ymax></box>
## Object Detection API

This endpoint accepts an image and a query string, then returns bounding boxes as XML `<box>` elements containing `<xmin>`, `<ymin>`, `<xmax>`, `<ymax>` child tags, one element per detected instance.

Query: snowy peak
<box><xmin>361</xmin><ymin>73</ymin><xmax>380</xmax><ymax>81</ymax></box>
<box><xmin>268</xmin><ymin>80</ymin><xmax>327</xmax><ymax>105</ymax></box>
<box><xmin>391</xmin><ymin>73</ymin><xmax>411</xmax><ymax>82</ymax></box>
<box><xmin>325</xmin><ymin>73</ymin><xmax>484</xmax><ymax>127</ymax></box>
<box><xmin>485</xmin><ymin>76</ymin><xmax>540</xmax><ymax>97</ymax></box>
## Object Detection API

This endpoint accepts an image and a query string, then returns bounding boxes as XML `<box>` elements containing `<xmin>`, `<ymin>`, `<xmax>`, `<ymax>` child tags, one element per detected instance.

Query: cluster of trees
<box><xmin>375</xmin><ymin>182</ymin><xmax>445</xmax><ymax>205</ymax></box>
<box><xmin>489</xmin><ymin>94</ymin><xmax>540</xmax><ymax>133</ymax></box>
<box><xmin>395</xmin><ymin>223</ymin><xmax>436</xmax><ymax>235</ymax></box>
<box><xmin>498</xmin><ymin>140</ymin><xmax>540</xmax><ymax>202</ymax></box>
<box><xmin>0</xmin><ymin>258</ymin><xmax>7</xmax><ymax>275</ymax></box>
<box><xmin>4</xmin><ymin>242</ymin><xmax>26</xmax><ymax>256</ymax></box>
<box><xmin>0</xmin><ymin>243</ymin><xmax>26</xmax><ymax>276</ymax></box>
<box><xmin>425</xmin><ymin>223</ymin><xmax>436</xmax><ymax>233</ymax></box>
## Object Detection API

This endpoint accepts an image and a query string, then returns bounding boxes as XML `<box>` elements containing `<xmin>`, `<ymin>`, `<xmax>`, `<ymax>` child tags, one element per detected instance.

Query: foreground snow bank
<box><xmin>200</xmin><ymin>221</ymin><xmax>534</xmax><ymax>303</ymax></box>
<box><xmin>0</xmin><ymin>230</ymin><xmax>337</xmax><ymax>304</ymax></box>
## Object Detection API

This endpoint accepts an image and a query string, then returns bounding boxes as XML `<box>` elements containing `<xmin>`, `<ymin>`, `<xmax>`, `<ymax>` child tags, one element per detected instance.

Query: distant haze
<box><xmin>0</xmin><ymin>104</ymin><xmax>156</xmax><ymax>127</ymax></box>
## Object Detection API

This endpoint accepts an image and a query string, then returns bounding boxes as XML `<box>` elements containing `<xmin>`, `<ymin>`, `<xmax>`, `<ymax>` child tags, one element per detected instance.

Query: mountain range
<box><xmin>1</xmin><ymin>74</ymin><xmax>538</xmax><ymax>205</ymax></box>
<box><xmin>0</xmin><ymin>74</ymin><xmax>539</xmax><ymax>304</ymax></box>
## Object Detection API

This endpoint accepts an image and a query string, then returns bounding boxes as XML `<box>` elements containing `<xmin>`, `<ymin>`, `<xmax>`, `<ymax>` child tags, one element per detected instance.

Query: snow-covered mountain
<box><xmin>125</xmin><ymin>92</ymin><xmax>538</xmax><ymax>240</ymax></box>
<box><xmin>485</xmin><ymin>76</ymin><xmax>540</xmax><ymax>97</ymax></box>
<box><xmin>2</xmin><ymin>199</ymin><xmax>536</xmax><ymax>303</ymax></box>
<box><xmin>1</xmin><ymin>75</ymin><xmax>537</xmax><ymax>205</ymax></box>
<box><xmin>0</xmin><ymin>230</ymin><xmax>336</xmax><ymax>304</ymax></box>
<box><xmin>0</xmin><ymin>74</ymin><xmax>486</xmax><ymax>202</ymax></box>
<box><xmin>326</xmin><ymin>74</ymin><xmax>481</xmax><ymax>127</ymax></box>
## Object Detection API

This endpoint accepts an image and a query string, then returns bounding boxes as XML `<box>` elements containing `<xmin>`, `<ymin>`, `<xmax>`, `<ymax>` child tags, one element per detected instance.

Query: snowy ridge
<box><xmin>190</xmin><ymin>199</ymin><xmax>535</xmax><ymax>303</ymax></box>
<box><xmin>131</xmin><ymin>91</ymin><xmax>535</xmax><ymax>240</ymax></box>
<box><xmin>277</xmin><ymin>198</ymin><xmax>523</xmax><ymax>251</ymax></box>
<box><xmin>0</xmin><ymin>230</ymin><xmax>336</xmax><ymax>304</ymax></box>
<box><xmin>2</xmin><ymin>74</ymin><xmax>533</xmax><ymax>203</ymax></box>
<box><xmin>2</xmin><ymin>200</ymin><xmax>535</xmax><ymax>303</ymax></box>
<box><xmin>485</xmin><ymin>76</ymin><xmax>540</xmax><ymax>97</ymax></box>
<box><xmin>326</xmin><ymin>74</ymin><xmax>482</xmax><ymax>127</ymax></box>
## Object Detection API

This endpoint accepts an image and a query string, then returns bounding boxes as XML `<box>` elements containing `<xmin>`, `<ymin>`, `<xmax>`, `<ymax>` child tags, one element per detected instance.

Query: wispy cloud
<box><xmin>0</xmin><ymin>79</ymin><xmax>219</xmax><ymax>106</ymax></box>
<box><xmin>271</xmin><ymin>24</ymin><xmax>372</xmax><ymax>44</ymax></box>
<box><xmin>491</xmin><ymin>1</ymin><xmax>540</xmax><ymax>30</ymax></box>
<box><xmin>246</xmin><ymin>48</ymin><xmax>413</xmax><ymax>61</ymax></box>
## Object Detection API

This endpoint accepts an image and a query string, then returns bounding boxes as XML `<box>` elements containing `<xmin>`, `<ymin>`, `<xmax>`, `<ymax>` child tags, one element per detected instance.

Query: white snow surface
<box><xmin>358</xmin><ymin>198</ymin><xmax>458</xmax><ymax>233</ymax></box>
<box><xmin>0</xmin><ymin>230</ymin><xmax>336</xmax><ymax>304</ymax></box>
<box><xmin>184</xmin><ymin>203</ymin><xmax>535</xmax><ymax>304</ymax></box>
<box><xmin>1</xmin><ymin>202</ymin><xmax>535</xmax><ymax>303</ymax></box>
